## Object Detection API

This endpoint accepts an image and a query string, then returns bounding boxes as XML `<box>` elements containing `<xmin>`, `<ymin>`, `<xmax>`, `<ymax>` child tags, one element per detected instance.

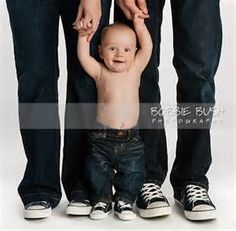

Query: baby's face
<box><xmin>99</xmin><ymin>26</ymin><xmax>137</xmax><ymax>73</ymax></box>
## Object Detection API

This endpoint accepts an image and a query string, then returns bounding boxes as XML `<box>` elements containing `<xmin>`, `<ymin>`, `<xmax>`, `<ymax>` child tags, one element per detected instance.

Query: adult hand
<box><xmin>73</xmin><ymin>0</ymin><xmax>101</xmax><ymax>41</ymax></box>
<box><xmin>116</xmin><ymin>0</ymin><xmax>149</xmax><ymax>20</ymax></box>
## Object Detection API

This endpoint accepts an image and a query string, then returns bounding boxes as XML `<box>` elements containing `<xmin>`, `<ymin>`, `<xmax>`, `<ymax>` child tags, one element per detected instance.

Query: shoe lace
<box><xmin>186</xmin><ymin>184</ymin><xmax>210</xmax><ymax>204</ymax></box>
<box><xmin>26</xmin><ymin>201</ymin><xmax>49</xmax><ymax>208</ymax></box>
<box><xmin>118</xmin><ymin>201</ymin><xmax>132</xmax><ymax>210</ymax></box>
<box><xmin>141</xmin><ymin>183</ymin><xmax>164</xmax><ymax>203</ymax></box>
<box><xmin>94</xmin><ymin>202</ymin><xmax>108</xmax><ymax>210</ymax></box>
<box><xmin>70</xmin><ymin>199</ymin><xmax>90</xmax><ymax>207</ymax></box>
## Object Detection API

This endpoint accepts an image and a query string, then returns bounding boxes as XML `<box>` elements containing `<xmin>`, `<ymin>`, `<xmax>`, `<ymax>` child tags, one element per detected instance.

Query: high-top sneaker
<box><xmin>175</xmin><ymin>184</ymin><xmax>216</xmax><ymax>221</ymax></box>
<box><xmin>90</xmin><ymin>202</ymin><xmax>112</xmax><ymax>220</ymax></box>
<box><xmin>24</xmin><ymin>201</ymin><xmax>51</xmax><ymax>219</ymax></box>
<box><xmin>114</xmin><ymin>201</ymin><xmax>136</xmax><ymax>221</ymax></box>
<box><xmin>136</xmin><ymin>183</ymin><xmax>171</xmax><ymax>218</ymax></box>
<box><xmin>66</xmin><ymin>199</ymin><xmax>92</xmax><ymax>216</ymax></box>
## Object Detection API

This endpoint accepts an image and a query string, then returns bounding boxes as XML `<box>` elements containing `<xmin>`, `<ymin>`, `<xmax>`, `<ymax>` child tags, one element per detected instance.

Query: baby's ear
<box><xmin>98</xmin><ymin>45</ymin><xmax>103</xmax><ymax>59</ymax></box>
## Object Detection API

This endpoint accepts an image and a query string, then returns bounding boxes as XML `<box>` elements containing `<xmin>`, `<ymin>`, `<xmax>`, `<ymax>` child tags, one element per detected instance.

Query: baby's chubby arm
<box><xmin>77</xmin><ymin>34</ymin><xmax>101</xmax><ymax>80</ymax></box>
<box><xmin>133</xmin><ymin>14</ymin><xmax>153</xmax><ymax>73</ymax></box>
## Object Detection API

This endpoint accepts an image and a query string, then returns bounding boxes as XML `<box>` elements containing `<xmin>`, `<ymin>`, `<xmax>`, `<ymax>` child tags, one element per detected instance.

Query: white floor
<box><xmin>0</xmin><ymin>129</ymin><xmax>235</xmax><ymax>231</ymax></box>
<box><xmin>1</xmin><ymin>0</ymin><xmax>236</xmax><ymax>230</ymax></box>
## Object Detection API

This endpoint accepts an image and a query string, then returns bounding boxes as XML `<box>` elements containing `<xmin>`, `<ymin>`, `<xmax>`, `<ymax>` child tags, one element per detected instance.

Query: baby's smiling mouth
<box><xmin>113</xmin><ymin>60</ymin><xmax>125</xmax><ymax>64</ymax></box>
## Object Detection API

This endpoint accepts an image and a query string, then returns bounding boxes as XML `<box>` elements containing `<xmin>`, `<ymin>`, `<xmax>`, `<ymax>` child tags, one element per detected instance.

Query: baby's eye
<box><xmin>109</xmin><ymin>47</ymin><xmax>116</xmax><ymax>51</ymax></box>
<box><xmin>124</xmin><ymin>48</ymin><xmax>131</xmax><ymax>52</ymax></box>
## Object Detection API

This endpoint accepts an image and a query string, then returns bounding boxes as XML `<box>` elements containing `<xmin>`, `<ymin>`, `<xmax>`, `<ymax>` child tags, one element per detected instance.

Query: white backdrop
<box><xmin>0</xmin><ymin>0</ymin><xmax>236</xmax><ymax>230</ymax></box>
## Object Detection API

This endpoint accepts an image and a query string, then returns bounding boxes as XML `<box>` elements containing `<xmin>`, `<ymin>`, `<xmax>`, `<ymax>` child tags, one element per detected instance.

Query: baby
<box><xmin>76</xmin><ymin>15</ymin><xmax>152</xmax><ymax>220</ymax></box>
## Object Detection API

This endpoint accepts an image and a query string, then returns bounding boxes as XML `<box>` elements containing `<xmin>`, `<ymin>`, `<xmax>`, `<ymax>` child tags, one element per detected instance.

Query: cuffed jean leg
<box><xmin>60</xmin><ymin>0</ymin><xmax>112</xmax><ymax>202</ymax></box>
<box><xmin>114</xmin><ymin>140</ymin><xmax>145</xmax><ymax>203</ymax></box>
<box><xmin>169</xmin><ymin>0</ymin><xmax>222</xmax><ymax>195</ymax></box>
<box><xmin>6</xmin><ymin>0</ymin><xmax>61</xmax><ymax>208</ymax></box>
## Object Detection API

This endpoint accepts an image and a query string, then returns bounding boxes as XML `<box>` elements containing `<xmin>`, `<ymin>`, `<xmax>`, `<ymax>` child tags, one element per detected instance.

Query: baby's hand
<box><xmin>73</xmin><ymin>18</ymin><xmax>90</xmax><ymax>30</ymax></box>
<box><xmin>133</xmin><ymin>13</ymin><xmax>145</xmax><ymax>28</ymax></box>
<box><xmin>74</xmin><ymin>18</ymin><xmax>95</xmax><ymax>42</ymax></box>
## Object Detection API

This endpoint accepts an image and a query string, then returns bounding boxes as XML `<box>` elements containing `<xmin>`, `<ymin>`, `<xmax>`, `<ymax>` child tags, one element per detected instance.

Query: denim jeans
<box><xmin>115</xmin><ymin>0</ymin><xmax>222</xmax><ymax>197</ymax></box>
<box><xmin>87</xmin><ymin>128</ymin><xmax>145</xmax><ymax>204</ymax></box>
<box><xmin>6</xmin><ymin>0</ymin><xmax>112</xmax><ymax>207</ymax></box>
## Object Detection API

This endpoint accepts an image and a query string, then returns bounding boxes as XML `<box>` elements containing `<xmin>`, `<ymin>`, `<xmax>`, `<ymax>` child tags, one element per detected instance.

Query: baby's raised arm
<box><xmin>133</xmin><ymin>14</ymin><xmax>153</xmax><ymax>73</ymax></box>
<box><xmin>77</xmin><ymin>34</ymin><xmax>101</xmax><ymax>80</ymax></box>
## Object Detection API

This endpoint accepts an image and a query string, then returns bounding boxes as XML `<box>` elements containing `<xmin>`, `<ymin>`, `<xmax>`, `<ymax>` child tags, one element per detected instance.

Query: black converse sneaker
<box><xmin>90</xmin><ymin>202</ymin><xmax>112</xmax><ymax>220</ymax></box>
<box><xmin>175</xmin><ymin>184</ymin><xmax>216</xmax><ymax>221</ymax></box>
<box><xmin>66</xmin><ymin>199</ymin><xmax>92</xmax><ymax>215</ymax></box>
<box><xmin>114</xmin><ymin>201</ymin><xmax>136</xmax><ymax>221</ymax></box>
<box><xmin>24</xmin><ymin>201</ymin><xmax>51</xmax><ymax>219</ymax></box>
<box><xmin>136</xmin><ymin>183</ymin><xmax>171</xmax><ymax>218</ymax></box>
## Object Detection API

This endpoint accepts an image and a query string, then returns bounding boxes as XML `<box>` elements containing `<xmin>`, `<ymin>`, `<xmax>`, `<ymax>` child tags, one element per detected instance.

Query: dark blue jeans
<box><xmin>6</xmin><ymin>0</ymin><xmax>112</xmax><ymax>208</ymax></box>
<box><xmin>115</xmin><ymin>0</ymin><xmax>222</xmax><ymax>198</ymax></box>
<box><xmin>87</xmin><ymin>128</ymin><xmax>145</xmax><ymax>204</ymax></box>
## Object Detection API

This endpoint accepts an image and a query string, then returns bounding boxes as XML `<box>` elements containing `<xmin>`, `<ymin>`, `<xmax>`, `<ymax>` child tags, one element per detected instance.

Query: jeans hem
<box><xmin>69</xmin><ymin>190</ymin><xmax>90</xmax><ymax>202</ymax></box>
<box><xmin>21</xmin><ymin>192</ymin><xmax>61</xmax><ymax>209</ymax></box>
<box><xmin>173</xmin><ymin>181</ymin><xmax>209</xmax><ymax>200</ymax></box>
<box><xmin>144</xmin><ymin>179</ymin><xmax>163</xmax><ymax>187</ymax></box>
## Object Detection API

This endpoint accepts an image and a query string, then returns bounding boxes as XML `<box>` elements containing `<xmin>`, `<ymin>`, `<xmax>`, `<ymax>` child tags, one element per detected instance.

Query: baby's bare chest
<box><xmin>96</xmin><ymin>72</ymin><xmax>140</xmax><ymax>94</ymax></box>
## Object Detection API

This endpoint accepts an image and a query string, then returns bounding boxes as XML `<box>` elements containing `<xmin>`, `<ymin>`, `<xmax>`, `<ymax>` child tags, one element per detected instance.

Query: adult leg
<box><xmin>170</xmin><ymin>0</ymin><xmax>222</xmax><ymax>196</ymax></box>
<box><xmin>114</xmin><ymin>0</ymin><xmax>168</xmax><ymax>190</ymax></box>
<box><xmin>141</xmin><ymin>0</ymin><xmax>169</xmax><ymax>185</ymax></box>
<box><xmin>60</xmin><ymin>0</ymin><xmax>112</xmax><ymax>202</ymax></box>
<box><xmin>115</xmin><ymin>0</ymin><xmax>171</xmax><ymax>218</ymax></box>
<box><xmin>169</xmin><ymin>0</ymin><xmax>222</xmax><ymax>221</ymax></box>
<box><xmin>6</xmin><ymin>0</ymin><xmax>61</xmax><ymax>208</ymax></box>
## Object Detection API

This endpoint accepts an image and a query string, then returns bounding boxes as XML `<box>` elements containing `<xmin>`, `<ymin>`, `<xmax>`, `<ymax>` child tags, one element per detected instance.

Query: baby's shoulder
<box><xmin>100</xmin><ymin>64</ymin><xmax>110</xmax><ymax>75</ymax></box>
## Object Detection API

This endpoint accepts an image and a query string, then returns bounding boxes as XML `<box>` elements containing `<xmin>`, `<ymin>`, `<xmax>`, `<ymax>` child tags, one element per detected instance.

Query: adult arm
<box><xmin>116</xmin><ymin>0</ymin><xmax>149</xmax><ymax>20</ymax></box>
<box><xmin>73</xmin><ymin>0</ymin><xmax>102</xmax><ymax>41</ymax></box>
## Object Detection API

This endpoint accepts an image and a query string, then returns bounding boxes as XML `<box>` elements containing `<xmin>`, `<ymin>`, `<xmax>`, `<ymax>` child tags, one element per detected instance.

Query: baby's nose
<box><xmin>116</xmin><ymin>49</ymin><xmax>123</xmax><ymax>57</ymax></box>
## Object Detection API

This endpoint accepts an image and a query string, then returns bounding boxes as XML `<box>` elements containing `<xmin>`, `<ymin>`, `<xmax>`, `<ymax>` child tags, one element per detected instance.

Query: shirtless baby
<box><xmin>76</xmin><ymin>15</ymin><xmax>152</xmax><ymax>221</ymax></box>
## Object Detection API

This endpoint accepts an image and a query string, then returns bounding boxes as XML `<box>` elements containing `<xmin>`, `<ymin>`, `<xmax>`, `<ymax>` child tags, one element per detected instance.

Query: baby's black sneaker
<box><xmin>90</xmin><ymin>202</ymin><xmax>112</xmax><ymax>220</ymax></box>
<box><xmin>114</xmin><ymin>200</ymin><xmax>136</xmax><ymax>221</ymax></box>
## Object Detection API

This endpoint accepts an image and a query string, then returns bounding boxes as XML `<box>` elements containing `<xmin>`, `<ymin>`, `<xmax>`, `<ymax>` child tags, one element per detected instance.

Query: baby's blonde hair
<box><xmin>100</xmin><ymin>22</ymin><xmax>136</xmax><ymax>45</ymax></box>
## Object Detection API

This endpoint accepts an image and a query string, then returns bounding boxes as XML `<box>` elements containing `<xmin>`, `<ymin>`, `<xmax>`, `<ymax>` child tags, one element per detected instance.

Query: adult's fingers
<box><xmin>83</xmin><ymin>14</ymin><xmax>92</xmax><ymax>29</ymax></box>
<box><xmin>73</xmin><ymin>6</ymin><xmax>83</xmax><ymax>26</ymax></box>
<box><xmin>83</xmin><ymin>25</ymin><xmax>95</xmax><ymax>36</ymax></box>
<box><xmin>116</xmin><ymin>0</ymin><xmax>132</xmax><ymax>19</ymax></box>
<box><xmin>91</xmin><ymin>19</ymin><xmax>100</xmax><ymax>34</ymax></box>
<box><xmin>124</xmin><ymin>0</ymin><xmax>142</xmax><ymax>15</ymax></box>
<box><xmin>74</xmin><ymin>18</ymin><xmax>84</xmax><ymax>30</ymax></box>
<box><xmin>137</xmin><ymin>0</ymin><xmax>148</xmax><ymax>15</ymax></box>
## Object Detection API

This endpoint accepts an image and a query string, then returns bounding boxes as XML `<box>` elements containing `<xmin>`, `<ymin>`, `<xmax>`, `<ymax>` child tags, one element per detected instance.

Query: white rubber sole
<box><xmin>115</xmin><ymin>211</ymin><xmax>136</xmax><ymax>221</ymax></box>
<box><xmin>175</xmin><ymin>199</ymin><xmax>217</xmax><ymax>221</ymax></box>
<box><xmin>90</xmin><ymin>211</ymin><xmax>111</xmax><ymax>220</ymax></box>
<box><xmin>66</xmin><ymin>205</ymin><xmax>92</xmax><ymax>216</ymax></box>
<box><xmin>24</xmin><ymin>207</ymin><xmax>51</xmax><ymax>219</ymax></box>
<box><xmin>137</xmin><ymin>206</ymin><xmax>172</xmax><ymax>218</ymax></box>
<box><xmin>184</xmin><ymin>210</ymin><xmax>216</xmax><ymax>221</ymax></box>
